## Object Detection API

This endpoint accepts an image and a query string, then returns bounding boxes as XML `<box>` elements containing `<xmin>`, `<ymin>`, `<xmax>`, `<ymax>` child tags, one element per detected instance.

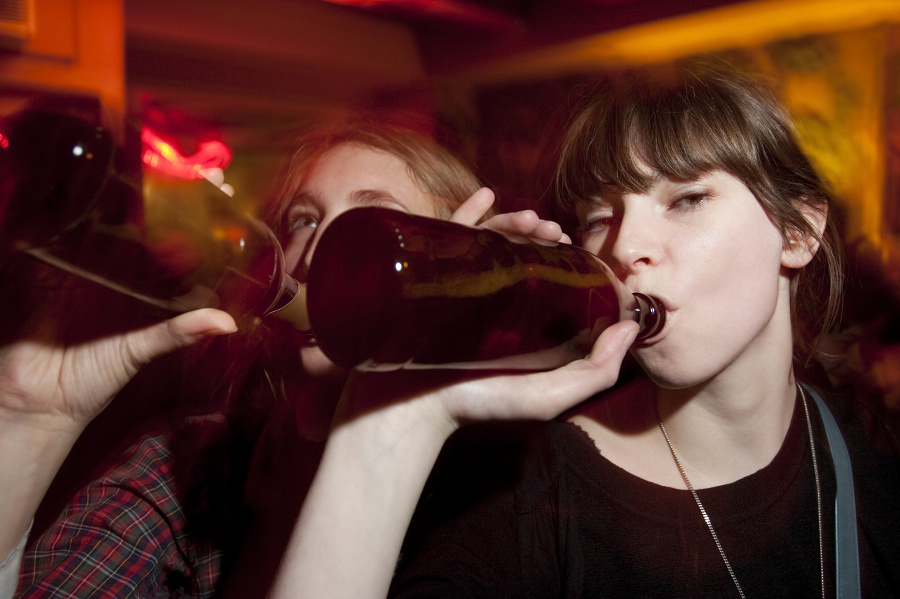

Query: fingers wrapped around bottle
<box><xmin>333</xmin><ymin>318</ymin><xmax>639</xmax><ymax>434</ymax></box>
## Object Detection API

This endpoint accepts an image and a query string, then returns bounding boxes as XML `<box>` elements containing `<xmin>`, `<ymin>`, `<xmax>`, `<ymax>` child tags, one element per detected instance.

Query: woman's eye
<box><xmin>281</xmin><ymin>209</ymin><xmax>320</xmax><ymax>250</ymax></box>
<box><xmin>288</xmin><ymin>213</ymin><xmax>319</xmax><ymax>232</ymax></box>
<box><xmin>578</xmin><ymin>214</ymin><xmax>617</xmax><ymax>237</ymax></box>
<box><xmin>671</xmin><ymin>192</ymin><xmax>709</xmax><ymax>211</ymax></box>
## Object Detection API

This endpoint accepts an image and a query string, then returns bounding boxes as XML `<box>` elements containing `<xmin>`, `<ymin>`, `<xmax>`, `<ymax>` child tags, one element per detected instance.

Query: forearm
<box><xmin>270</xmin><ymin>400</ymin><xmax>457</xmax><ymax>599</ymax></box>
<box><xmin>0</xmin><ymin>415</ymin><xmax>81</xmax><ymax>559</ymax></box>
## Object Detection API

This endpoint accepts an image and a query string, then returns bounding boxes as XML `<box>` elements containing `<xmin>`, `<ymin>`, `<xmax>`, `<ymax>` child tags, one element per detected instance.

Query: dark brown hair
<box><xmin>553</xmin><ymin>62</ymin><xmax>844</xmax><ymax>364</ymax></box>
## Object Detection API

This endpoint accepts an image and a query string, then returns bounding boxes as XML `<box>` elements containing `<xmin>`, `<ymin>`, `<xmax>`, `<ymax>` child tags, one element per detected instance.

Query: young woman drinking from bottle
<box><xmin>272</xmin><ymin>63</ymin><xmax>900</xmax><ymax>598</ymax></box>
<box><xmin>0</xmin><ymin>118</ymin><xmax>567</xmax><ymax>598</ymax></box>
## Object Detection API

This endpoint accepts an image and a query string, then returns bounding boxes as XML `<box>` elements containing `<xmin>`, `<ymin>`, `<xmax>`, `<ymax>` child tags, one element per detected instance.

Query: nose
<box><xmin>301</xmin><ymin>226</ymin><xmax>324</xmax><ymax>270</ymax></box>
<box><xmin>282</xmin><ymin>235</ymin><xmax>307</xmax><ymax>282</ymax></box>
<box><xmin>603</xmin><ymin>210</ymin><xmax>659</xmax><ymax>279</ymax></box>
<box><xmin>285</xmin><ymin>213</ymin><xmax>341</xmax><ymax>283</ymax></box>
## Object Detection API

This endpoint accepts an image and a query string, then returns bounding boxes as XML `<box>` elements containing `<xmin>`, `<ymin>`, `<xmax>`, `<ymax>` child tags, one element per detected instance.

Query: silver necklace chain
<box><xmin>655</xmin><ymin>383</ymin><xmax>824</xmax><ymax>599</ymax></box>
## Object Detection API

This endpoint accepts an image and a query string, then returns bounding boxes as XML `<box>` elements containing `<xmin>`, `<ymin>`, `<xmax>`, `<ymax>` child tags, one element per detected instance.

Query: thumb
<box><xmin>124</xmin><ymin>308</ymin><xmax>237</xmax><ymax>369</ymax></box>
<box><xmin>520</xmin><ymin>319</ymin><xmax>640</xmax><ymax>420</ymax></box>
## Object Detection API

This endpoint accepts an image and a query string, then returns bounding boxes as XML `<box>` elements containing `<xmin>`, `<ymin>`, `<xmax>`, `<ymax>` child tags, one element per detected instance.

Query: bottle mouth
<box><xmin>632</xmin><ymin>293</ymin><xmax>666</xmax><ymax>341</ymax></box>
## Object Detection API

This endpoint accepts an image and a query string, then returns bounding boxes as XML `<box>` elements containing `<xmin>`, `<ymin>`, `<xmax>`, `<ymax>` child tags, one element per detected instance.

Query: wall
<box><xmin>0</xmin><ymin>0</ymin><xmax>125</xmax><ymax>139</ymax></box>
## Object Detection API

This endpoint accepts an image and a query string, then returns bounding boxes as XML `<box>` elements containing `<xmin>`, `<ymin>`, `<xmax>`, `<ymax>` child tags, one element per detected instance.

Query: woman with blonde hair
<box><xmin>1</xmin><ymin>115</ymin><xmax>563</xmax><ymax>597</ymax></box>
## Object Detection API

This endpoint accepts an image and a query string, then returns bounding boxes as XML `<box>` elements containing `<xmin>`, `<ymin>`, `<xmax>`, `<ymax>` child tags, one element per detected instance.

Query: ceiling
<box><xmin>123</xmin><ymin>0</ymin><xmax>747</xmax><ymax>154</ymax></box>
<box><xmin>344</xmin><ymin>0</ymin><xmax>751</xmax><ymax>70</ymax></box>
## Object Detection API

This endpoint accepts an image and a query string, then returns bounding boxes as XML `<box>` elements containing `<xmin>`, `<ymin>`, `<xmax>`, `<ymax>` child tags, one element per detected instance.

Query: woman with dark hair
<box><xmin>272</xmin><ymin>64</ymin><xmax>899</xmax><ymax>598</ymax></box>
<box><xmin>552</xmin><ymin>65</ymin><xmax>843</xmax><ymax>365</ymax></box>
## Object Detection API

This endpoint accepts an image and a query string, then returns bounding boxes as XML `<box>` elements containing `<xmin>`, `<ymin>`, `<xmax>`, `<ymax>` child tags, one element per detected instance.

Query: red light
<box><xmin>0</xmin><ymin>132</ymin><xmax>8</xmax><ymax>149</ymax></box>
<box><xmin>319</xmin><ymin>0</ymin><xmax>516</xmax><ymax>27</ymax></box>
<box><xmin>141</xmin><ymin>127</ymin><xmax>232</xmax><ymax>180</ymax></box>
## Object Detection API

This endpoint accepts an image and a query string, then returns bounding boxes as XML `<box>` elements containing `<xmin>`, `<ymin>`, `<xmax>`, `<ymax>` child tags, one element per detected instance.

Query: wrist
<box><xmin>0</xmin><ymin>412</ymin><xmax>83</xmax><ymax>556</ymax></box>
<box><xmin>331</xmin><ymin>370</ymin><xmax>465</xmax><ymax>439</ymax></box>
<box><xmin>0</xmin><ymin>405</ymin><xmax>87</xmax><ymax>449</ymax></box>
<box><xmin>330</xmin><ymin>393</ymin><xmax>458</xmax><ymax>458</ymax></box>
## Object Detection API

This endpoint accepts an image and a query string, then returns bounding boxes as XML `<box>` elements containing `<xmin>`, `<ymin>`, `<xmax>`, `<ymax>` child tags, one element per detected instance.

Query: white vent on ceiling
<box><xmin>0</xmin><ymin>0</ymin><xmax>32</xmax><ymax>49</ymax></box>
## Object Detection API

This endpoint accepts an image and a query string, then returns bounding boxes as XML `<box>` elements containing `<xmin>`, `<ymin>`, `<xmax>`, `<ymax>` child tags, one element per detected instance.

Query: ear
<box><xmin>781</xmin><ymin>201</ymin><xmax>827</xmax><ymax>269</ymax></box>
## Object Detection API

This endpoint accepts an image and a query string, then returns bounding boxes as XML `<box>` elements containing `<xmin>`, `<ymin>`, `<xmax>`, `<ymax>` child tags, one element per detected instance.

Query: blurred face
<box><xmin>575</xmin><ymin>168</ymin><xmax>794</xmax><ymax>389</ymax></box>
<box><xmin>282</xmin><ymin>142</ymin><xmax>441</xmax><ymax>377</ymax></box>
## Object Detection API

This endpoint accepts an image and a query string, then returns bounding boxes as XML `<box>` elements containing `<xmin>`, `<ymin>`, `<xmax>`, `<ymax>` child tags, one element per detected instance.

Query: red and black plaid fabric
<box><xmin>17</xmin><ymin>430</ymin><xmax>223</xmax><ymax>598</ymax></box>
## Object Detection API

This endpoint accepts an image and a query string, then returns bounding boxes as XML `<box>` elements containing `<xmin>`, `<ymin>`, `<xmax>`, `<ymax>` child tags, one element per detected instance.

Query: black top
<box><xmin>391</xmin><ymin>387</ymin><xmax>900</xmax><ymax>598</ymax></box>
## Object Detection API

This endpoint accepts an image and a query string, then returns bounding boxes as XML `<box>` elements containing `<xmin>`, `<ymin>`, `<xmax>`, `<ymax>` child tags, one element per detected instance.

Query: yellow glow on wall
<box><xmin>458</xmin><ymin>0</ymin><xmax>900</xmax><ymax>82</ymax></box>
<box><xmin>572</xmin><ymin>0</ymin><xmax>900</xmax><ymax>67</ymax></box>
<box><xmin>773</xmin><ymin>30</ymin><xmax>887</xmax><ymax>250</ymax></box>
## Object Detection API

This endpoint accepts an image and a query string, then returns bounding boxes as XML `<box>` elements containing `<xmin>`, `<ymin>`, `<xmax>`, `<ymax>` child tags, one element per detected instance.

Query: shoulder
<box><xmin>51</xmin><ymin>415</ymin><xmax>230</xmax><ymax>536</ymax></box>
<box><xmin>805</xmin><ymin>383</ymin><xmax>900</xmax><ymax>458</ymax></box>
<box><xmin>93</xmin><ymin>412</ymin><xmax>233</xmax><ymax>497</ymax></box>
<box><xmin>20</xmin><ymin>415</ymin><xmax>234</xmax><ymax>598</ymax></box>
<box><xmin>804</xmin><ymin>383</ymin><xmax>900</xmax><ymax>515</ymax></box>
<box><xmin>806</xmin><ymin>382</ymin><xmax>900</xmax><ymax>585</ymax></box>
<box><xmin>31</xmin><ymin>411</ymin><xmax>238</xmax><ymax>553</ymax></box>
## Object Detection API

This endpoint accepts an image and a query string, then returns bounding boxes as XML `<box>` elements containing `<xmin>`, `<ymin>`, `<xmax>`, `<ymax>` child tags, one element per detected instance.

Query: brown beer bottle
<box><xmin>306</xmin><ymin>207</ymin><xmax>665</xmax><ymax>371</ymax></box>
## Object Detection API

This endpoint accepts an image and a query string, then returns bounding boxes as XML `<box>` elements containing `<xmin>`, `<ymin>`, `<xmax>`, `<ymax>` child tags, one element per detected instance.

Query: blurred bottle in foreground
<box><xmin>0</xmin><ymin>100</ymin><xmax>306</xmax><ymax>330</ymax></box>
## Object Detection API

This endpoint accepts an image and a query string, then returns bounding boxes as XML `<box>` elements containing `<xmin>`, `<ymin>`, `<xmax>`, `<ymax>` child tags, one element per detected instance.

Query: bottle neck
<box><xmin>269</xmin><ymin>275</ymin><xmax>311</xmax><ymax>331</ymax></box>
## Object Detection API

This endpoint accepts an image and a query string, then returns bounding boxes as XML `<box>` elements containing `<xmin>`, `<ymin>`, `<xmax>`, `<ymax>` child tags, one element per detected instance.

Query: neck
<box><xmin>654</xmin><ymin>374</ymin><xmax>798</xmax><ymax>488</ymax></box>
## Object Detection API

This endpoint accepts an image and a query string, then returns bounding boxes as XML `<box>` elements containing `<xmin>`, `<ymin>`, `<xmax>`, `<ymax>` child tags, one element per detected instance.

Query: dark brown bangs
<box><xmin>626</xmin><ymin>91</ymin><xmax>753</xmax><ymax>185</ymax></box>
<box><xmin>553</xmin><ymin>91</ymin><xmax>654</xmax><ymax>212</ymax></box>
<box><xmin>554</xmin><ymin>66</ymin><xmax>764</xmax><ymax>212</ymax></box>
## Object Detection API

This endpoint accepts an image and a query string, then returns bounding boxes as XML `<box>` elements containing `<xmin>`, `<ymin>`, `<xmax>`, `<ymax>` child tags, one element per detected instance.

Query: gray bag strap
<box><xmin>801</xmin><ymin>382</ymin><xmax>861</xmax><ymax>599</ymax></box>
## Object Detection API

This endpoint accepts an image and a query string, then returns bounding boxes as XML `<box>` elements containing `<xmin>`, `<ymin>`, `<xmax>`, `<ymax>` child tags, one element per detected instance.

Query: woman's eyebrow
<box><xmin>350</xmin><ymin>189</ymin><xmax>403</xmax><ymax>206</ymax></box>
<box><xmin>590</xmin><ymin>187</ymin><xmax>621</xmax><ymax>206</ymax></box>
<box><xmin>286</xmin><ymin>191</ymin><xmax>319</xmax><ymax>210</ymax></box>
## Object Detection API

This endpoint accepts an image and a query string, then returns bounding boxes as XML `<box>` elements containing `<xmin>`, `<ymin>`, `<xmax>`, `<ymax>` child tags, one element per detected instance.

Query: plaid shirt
<box><xmin>17</xmin><ymin>423</ymin><xmax>225</xmax><ymax>598</ymax></box>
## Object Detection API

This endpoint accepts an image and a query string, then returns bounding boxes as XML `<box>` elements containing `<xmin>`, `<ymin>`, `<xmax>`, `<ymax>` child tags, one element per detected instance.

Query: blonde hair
<box><xmin>266</xmin><ymin>121</ymin><xmax>484</xmax><ymax>234</ymax></box>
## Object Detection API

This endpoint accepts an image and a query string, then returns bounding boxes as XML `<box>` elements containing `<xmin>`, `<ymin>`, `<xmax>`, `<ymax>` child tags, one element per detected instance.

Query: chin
<box><xmin>300</xmin><ymin>345</ymin><xmax>346</xmax><ymax>380</ymax></box>
<box><xmin>642</xmin><ymin>371</ymin><xmax>698</xmax><ymax>391</ymax></box>
<box><xmin>633</xmin><ymin>350</ymin><xmax>707</xmax><ymax>390</ymax></box>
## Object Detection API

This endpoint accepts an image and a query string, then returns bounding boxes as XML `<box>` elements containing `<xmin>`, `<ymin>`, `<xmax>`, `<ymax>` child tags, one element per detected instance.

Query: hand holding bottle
<box><xmin>435</xmin><ymin>186</ymin><xmax>634</xmax><ymax>421</ymax></box>
<box><xmin>0</xmin><ymin>309</ymin><xmax>236</xmax><ymax>432</ymax></box>
<box><xmin>276</xmin><ymin>315</ymin><xmax>637</xmax><ymax>599</ymax></box>
<box><xmin>448</xmin><ymin>186</ymin><xmax>572</xmax><ymax>246</ymax></box>
<box><xmin>328</xmin><ymin>186</ymin><xmax>637</xmax><ymax>423</ymax></box>
<box><xmin>0</xmin><ymin>258</ymin><xmax>236</xmax><ymax>560</ymax></box>
<box><xmin>330</xmin><ymin>187</ymin><xmax>638</xmax><ymax>422</ymax></box>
